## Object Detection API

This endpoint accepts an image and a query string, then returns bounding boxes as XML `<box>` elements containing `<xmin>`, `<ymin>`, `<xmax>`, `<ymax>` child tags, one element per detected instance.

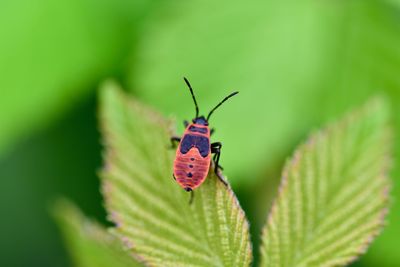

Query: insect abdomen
<box><xmin>174</xmin><ymin>148</ymin><xmax>211</xmax><ymax>190</ymax></box>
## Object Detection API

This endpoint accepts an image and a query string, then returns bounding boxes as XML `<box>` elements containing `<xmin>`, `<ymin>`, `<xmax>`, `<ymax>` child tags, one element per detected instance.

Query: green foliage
<box><xmin>1</xmin><ymin>1</ymin><xmax>399</xmax><ymax>266</ymax></box>
<box><xmin>128</xmin><ymin>0</ymin><xmax>400</xmax><ymax>189</ymax></box>
<box><xmin>0</xmin><ymin>0</ymin><xmax>143</xmax><ymax>157</ymax></box>
<box><xmin>53</xmin><ymin>199</ymin><xmax>144</xmax><ymax>267</ymax></box>
<box><xmin>53</xmin><ymin>85</ymin><xmax>392</xmax><ymax>267</ymax></box>
<box><xmin>99</xmin><ymin>82</ymin><xmax>252</xmax><ymax>267</ymax></box>
<box><xmin>260</xmin><ymin>98</ymin><xmax>391</xmax><ymax>267</ymax></box>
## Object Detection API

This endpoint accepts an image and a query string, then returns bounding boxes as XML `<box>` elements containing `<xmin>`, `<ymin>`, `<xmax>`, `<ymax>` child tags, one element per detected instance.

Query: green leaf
<box><xmin>99</xmin><ymin>82</ymin><xmax>252</xmax><ymax>267</ymax></box>
<box><xmin>260</xmin><ymin>97</ymin><xmax>392</xmax><ymax>267</ymax></box>
<box><xmin>53</xmin><ymin>199</ymin><xmax>144</xmax><ymax>267</ymax></box>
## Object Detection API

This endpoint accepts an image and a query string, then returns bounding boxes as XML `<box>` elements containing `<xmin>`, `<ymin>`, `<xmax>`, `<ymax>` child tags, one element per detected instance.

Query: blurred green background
<box><xmin>1</xmin><ymin>0</ymin><xmax>399</xmax><ymax>266</ymax></box>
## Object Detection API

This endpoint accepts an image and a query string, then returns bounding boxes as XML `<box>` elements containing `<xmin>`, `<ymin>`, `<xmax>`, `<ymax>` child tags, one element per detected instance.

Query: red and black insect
<box><xmin>171</xmin><ymin>78</ymin><xmax>238</xmax><ymax>195</ymax></box>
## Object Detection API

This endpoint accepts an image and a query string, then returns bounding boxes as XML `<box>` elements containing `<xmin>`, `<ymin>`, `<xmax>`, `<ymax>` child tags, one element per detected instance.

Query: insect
<box><xmin>171</xmin><ymin>77</ymin><xmax>238</xmax><ymax>196</ymax></box>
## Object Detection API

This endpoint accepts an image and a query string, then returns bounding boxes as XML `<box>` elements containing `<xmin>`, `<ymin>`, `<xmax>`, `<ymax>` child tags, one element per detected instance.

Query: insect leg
<box><xmin>211</xmin><ymin>142</ymin><xmax>222</xmax><ymax>165</ymax></box>
<box><xmin>189</xmin><ymin>190</ymin><xmax>194</xmax><ymax>205</ymax></box>
<box><xmin>184</xmin><ymin>187</ymin><xmax>194</xmax><ymax>204</ymax></box>
<box><xmin>170</xmin><ymin>136</ymin><xmax>181</xmax><ymax>148</ymax></box>
<box><xmin>183</xmin><ymin>120</ymin><xmax>189</xmax><ymax>127</ymax></box>
<box><xmin>210</xmin><ymin>128</ymin><xmax>215</xmax><ymax>136</ymax></box>
<box><xmin>211</xmin><ymin>142</ymin><xmax>228</xmax><ymax>186</ymax></box>
<box><xmin>211</xmin><ymin>142</ymin><xmax>223</xmax><ymax>168</ymax></box>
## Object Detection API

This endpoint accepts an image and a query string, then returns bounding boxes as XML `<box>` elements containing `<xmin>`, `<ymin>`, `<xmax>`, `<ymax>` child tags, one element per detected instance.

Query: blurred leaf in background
<box><xmin>54</xmin><ymin>199</ymin><xmax>144</xmax><ymax>267</ymax></box>
<box><xmin>0</xmin><ymin>95</ymin><xmax>104</xmax><ymax>267</ymax></box>
<box><xmin>0</xmin><ymin>0</ymin><xmax>147</xmax><ymax>157</ymax></box>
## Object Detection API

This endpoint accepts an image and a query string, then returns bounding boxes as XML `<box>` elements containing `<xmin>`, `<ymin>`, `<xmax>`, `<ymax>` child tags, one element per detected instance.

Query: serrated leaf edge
<box><xmin>260</xmin><ymin>97</ymin><xmax>392</xmax><ymax>266</ymax></box>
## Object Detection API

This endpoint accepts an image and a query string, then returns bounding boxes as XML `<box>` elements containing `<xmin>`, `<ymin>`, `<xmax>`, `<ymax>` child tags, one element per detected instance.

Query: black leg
<box><xmin>211</xmin><ymin>142</ymin><xmax>221</xmax><ymax>166</ymax></box>
<box><xmin>189</xmin><ymin>190</ymin><xmax>194</xmax><ymax>205</ymax></box>
<box><xmin>212</xmin><ymin>151</ymin><xmax>223</xmax><ymax>170</ymax></box>
<box><xmin>183</xmin><ymin>120</ymin><xmax>189</xmax><ymax>127</ymax></box>
<box><xmin>210</xmin><ymin>128</ymin><xmax>215</xmax><ymax>136</ymax></box>
<box><xmin>211</xmin><ymin>142</ymin><xmax>222</xmax><ymax>168</ymax></box>
<box><xmin>211</xmin><ymin>142</ymin><xmax>228</xmax><ymax>186</ymax></box>
<box><xmin>211</xmin><ymin>153</ymin><xmax>223</xmax><ymax>170</ymax></box>
<box><xmin>170</xmin><ymin>136</ymin><xmax>181</xmax><ymax>148</ymax></box>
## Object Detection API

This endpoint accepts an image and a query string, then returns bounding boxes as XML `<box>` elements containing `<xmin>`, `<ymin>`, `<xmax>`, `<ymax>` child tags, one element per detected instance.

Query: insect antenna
<box><xmin>183</xmin><ymin>77</ymin><xmax>199</xmax><ymax>118</ymax></box>
<box><xmin>206</xmin><ymin>91</ymin><xmax>239</xmax><ymax>121</ymax></box>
